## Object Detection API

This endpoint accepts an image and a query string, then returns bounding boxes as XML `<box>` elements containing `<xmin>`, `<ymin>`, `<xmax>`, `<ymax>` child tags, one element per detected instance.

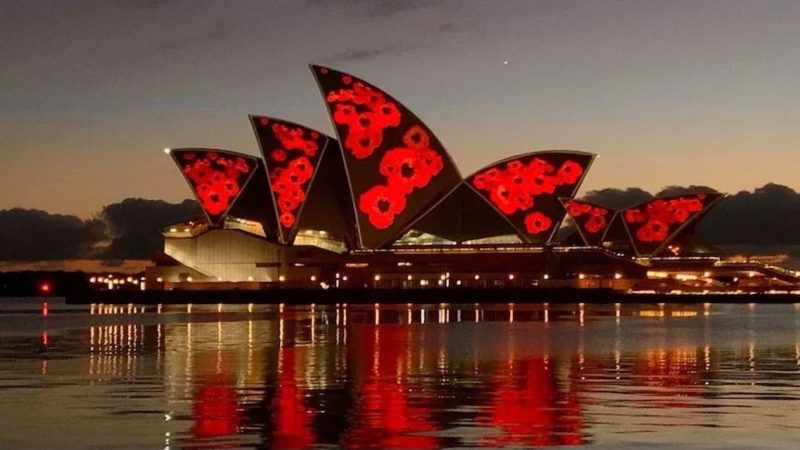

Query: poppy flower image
<box><xmin>345</xmin><ymin>125</ymin><xmax>384</xmax><ymax>159</ymax></box>
<box><xmin>359</xmin><ymin>184</ymin><xmax>408</xmax><ymax>229</ymax></box>
<box><xmin>524</xmin><ymin>211</ymin><xmax>553</xmax><ymax>234</ymax></box>
<box><xmin>279</xmin><ymin>212</ymin><xmax>295</xmax><ymax>228</ymax></box>
<box><xmin>471</xmin><ymin>156</ymin><xmax>588</xmax><ymax>237</ymax></box>
<box><xmin>179</xmin><ymin>151</ymin><xmax>253</xmax><ymax>219</ymax></box>
<box><xmin>271</xmin><ymin>149</ymin><xmax>287</xmax><ymax>162</ymax></box>
<box><xmin>402</xmin><ymin>125</ymin><xmax>430</xmax><ymax>149</ymax></box>
<box><xmin>584</xmin><ymin>214</ymin><xmax>607</xmax><ymax>234</ymax></box>
<box><xmin>624</xmin><ymin>194</ymin><xmax>711</xmax><ymax>243</ymax></box>
<box><xmin>316</xmin><ymin>69</ymin><xmax>454</xmax><ymax>231</ymax></box>
<box><xmin>556</xmin><ymin>160</ymin><xmax>584</xmax><ymax>185</ymax></box>
<box><xmin>563</xmin><ymin>200</ymin><xmax>610</xmax><ymax>236</ymax></box>
<box><xmin>254</xmin><ymin>119</ymin><xmax>328</xmax><ymax>229</ymax></box>
<box><xmin>321</xmin><ymin>76</ymin><xmax>402</xmax><ymax>159</ymax></box>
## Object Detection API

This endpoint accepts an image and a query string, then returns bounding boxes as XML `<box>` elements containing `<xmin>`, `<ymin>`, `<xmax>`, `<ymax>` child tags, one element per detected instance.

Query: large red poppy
<box><xmin>344</xmin><ymin>125</ymin><xmax>384</xmax><ymax>159</ymax></box>
<box><xmin>584</xmin><ymin>214</ymin><xmax>607</xmax><ymax>234</ymax></box>
<box><xmin>359</xmin><ymin>184</ymin><xmax>408</xmax><ymax>229</ymax></box>
<box><xmin>524</xmin><ymin>211</ymin><xmax>553</xmax><ymax>234</ymax></box>
<box><xmin>379</xmin><ymin>147</ymin><xmax>443</xmax><ymax>194</ymax></box>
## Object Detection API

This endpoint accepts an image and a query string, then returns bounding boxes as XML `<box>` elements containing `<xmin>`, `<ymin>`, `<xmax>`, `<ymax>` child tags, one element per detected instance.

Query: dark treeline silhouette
<box><xmin>0</xmin><ymin>183</ymin><xmax>798</xmax><ymax>261</ymax></box>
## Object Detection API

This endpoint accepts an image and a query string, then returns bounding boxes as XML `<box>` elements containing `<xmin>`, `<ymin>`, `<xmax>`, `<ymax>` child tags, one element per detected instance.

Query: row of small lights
<box><xmin>90</xmin><ymin>275</ymin><xmax>146</xmax><ymax>290</ymax></box>
<box><xmin>159</xmin><ymin>271</ymin><xmax>626</xmax><ymax>284</ymax></box>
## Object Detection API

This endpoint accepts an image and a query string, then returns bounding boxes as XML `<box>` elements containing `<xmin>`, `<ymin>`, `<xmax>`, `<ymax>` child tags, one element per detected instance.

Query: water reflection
<box><xmin>1</xmin><ymin>302</ymin><xmax>800</xmax><ymax>448</ymax></box>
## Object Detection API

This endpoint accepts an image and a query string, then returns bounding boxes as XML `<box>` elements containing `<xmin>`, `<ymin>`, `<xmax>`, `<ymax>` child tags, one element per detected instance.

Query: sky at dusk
<box><xmin>2</xmin><ymin>0</ymin><xmax>799</xmax><ymax>218</ymax></box>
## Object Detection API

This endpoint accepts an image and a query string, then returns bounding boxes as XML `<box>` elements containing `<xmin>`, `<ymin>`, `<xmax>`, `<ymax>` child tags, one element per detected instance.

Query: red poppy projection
<box><xmin>561</xmin><ymin>199</ymin><xmax>614</xmax><ymax>246</ymax></box>
<box><xmin>251</xmin><ymin>116</ymin><xmax>330</xmax><ymax>243</ymax></box>
<box><xmin>311</xmin><ymin>65</ymin><xmax>461</xmax><ymax>248</ymax></box>
<box><xmin>171</xmin><ymin>149</ymin><xmax>258</xmax><ymax>226</ymax></box>
<box><xmin>622</xmin><ymin>193</ymin><xmax>722</xmax><ymax>256</ymax></box>
<box><xmin>469</xmin><ymin>152</ymin><xmax>594</xmax><ymax>244</ymax></box>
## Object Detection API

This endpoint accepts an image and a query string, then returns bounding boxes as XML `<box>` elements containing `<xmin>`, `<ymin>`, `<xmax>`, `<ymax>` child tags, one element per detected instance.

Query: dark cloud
<box><xmin>699</xmin><ymin>184</ymin><xmax>800</xmax><ymax>246</ymax></box>
<box><xmin>100</xmin><ymin>198</ymin><xmax>201</xmax><ymax>259</ymax></box>
<box><xmin>0</xmin><ymin>209</ymin><xmax>101</xmax><ymax>260</ymax></box>
<box><xmin>335</xmin><ymin>0</ymin><xmax>441</xmax><ymax>18</ymax></box>
<box><xmin>324</xmin><ymin>43</ymin><xmax>417</xmax><ymax>63</ymax></box>
<box><xmin>141</xmin><ymin>23</ymin><xmax>234</xmax><ymax>57</ymax></box>
<box><xmin>0</xmin><ymin>198</ymin><xmax>199</xmax><ymax>261</ymax></box>
<box><xmin>119</xmin><ymin>0</ymin><xmax>174</xmax><ymax>9</ymax></box>
<box><xmin>582</xmin><ymin>187</ymin><xmax>653</xmax><ymax>209</ymax></box>
<box><xmin>655</xmin><ymin>185</ymin><xmax>719</xmax><ymax>197</ymax></box>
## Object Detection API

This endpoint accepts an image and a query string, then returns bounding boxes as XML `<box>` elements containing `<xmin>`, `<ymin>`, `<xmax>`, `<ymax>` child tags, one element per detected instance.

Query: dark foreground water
<box><xmin>1</xmin><ymin>301</ymin><xmax>799</xmax><ymax>449</ymax></box>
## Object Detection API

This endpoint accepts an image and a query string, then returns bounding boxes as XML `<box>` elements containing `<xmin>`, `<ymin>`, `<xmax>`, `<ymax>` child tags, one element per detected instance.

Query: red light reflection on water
<box><xmin>481</xmin><ymin>358</ymin><xmax>584</xmax><ymax>447</ymax></box>
<box><xmin>343</xmin><ymin>325</ymin><xmax>438</xmax><ymax>449</ymax></box>
<box><xmin>271</xmin><ymin>347</ymin><xmax>315</xmax><ymax>449</ymax></box>
<box><xmin>192</xmin><ymin>381</ymin><xmax>239</xmax><ymax>439</ymax></box>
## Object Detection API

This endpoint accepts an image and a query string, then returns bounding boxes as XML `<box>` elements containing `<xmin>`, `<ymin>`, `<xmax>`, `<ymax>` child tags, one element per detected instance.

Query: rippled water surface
<box><xmin>1</xmin><ymin>300</ymin><xmax>799</xmax><ymax>449</ymax></box>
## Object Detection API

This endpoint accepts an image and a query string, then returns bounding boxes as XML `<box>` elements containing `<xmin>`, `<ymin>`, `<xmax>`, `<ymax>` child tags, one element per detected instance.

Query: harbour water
<box><xmin>1</xmin><ymin>300</ymin><xmax>799</xmax><ymax>448</ymax></box>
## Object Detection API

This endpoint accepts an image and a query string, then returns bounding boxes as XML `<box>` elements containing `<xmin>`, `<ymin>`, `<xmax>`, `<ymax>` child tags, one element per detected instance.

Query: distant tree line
<box><xmin>0</xmin><ymin>183</ymin><xmax>799</xmax><ymax>261</ymax></box>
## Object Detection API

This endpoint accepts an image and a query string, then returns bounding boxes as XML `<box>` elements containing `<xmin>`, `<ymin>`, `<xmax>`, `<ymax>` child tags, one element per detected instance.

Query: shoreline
<box><xmin>59</xmin><ymin>287</ymin><xmax>800</xmax><ymax>305</ymax></box>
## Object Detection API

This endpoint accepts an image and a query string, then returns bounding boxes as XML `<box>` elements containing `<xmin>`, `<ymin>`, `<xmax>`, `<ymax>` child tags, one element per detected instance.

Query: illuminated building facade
<box><xmin>146</xmin><ymin>65</ymin><xmax>800</xmax><ymax>292</ymax></box>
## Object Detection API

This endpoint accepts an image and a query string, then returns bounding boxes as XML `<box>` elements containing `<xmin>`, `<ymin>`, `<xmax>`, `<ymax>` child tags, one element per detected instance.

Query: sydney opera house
<box><xmin>146</xmin><ymin>66</ymin><xmax>798</xmax><ymax>292</ymax></box>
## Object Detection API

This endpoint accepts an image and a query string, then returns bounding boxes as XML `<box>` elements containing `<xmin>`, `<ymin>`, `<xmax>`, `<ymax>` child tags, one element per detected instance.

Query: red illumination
<box><xmin>562</xmin><ymin>199</ymin><xmax>613</xmax><ymax>245</ymax></box>
<box><xmin>312</xmin><ymin>65</ymin><xmax>461</xmax><ymax>246</ymax></box>
<box><xmin>39</xmin><ymin>282</ymin><xmax>51</xmax><ymax>295</ymax></box>
<box><xmin>252</xmin><ymin>117</ymin><xmax>328</xmax><ymax>236</ymax></box>
<box><xmin>192</xmin><ymin>384</ymin><xmax>240</xmax><ymax>438</ymax></box>
<box><xmin>524</xmin><ymin>211</ymin><xmax>553</xmax><ymax>234</ymax></box>
<box><xmin>174</xmin><ymin>150</ymin><xmax>255</xmax><ymax>224</ymax></box>
<box><xmin>622</xmin><ymin>193</ymin><xmax>720</xmax><ymax>254</ymax></box>
<box><xmin>359</xmin><ymin>184</ymin><xmax>408</xmax><ymax>229</ymax></box>
<box><xmin>271</xmin><ymin>348</ymin><xmax>314</xmax><ymax>448</ymax></box>
<box><xmin>355</xmin><ymin>127</ymin><xmax>444</xmax><ymax>229</ymax></box>
<box><xmin>326</xmin><ymin>79</ymin><xmax>402</xmax><ymax>160</ymax></box>
<box><xmin>482</xmin><ymin>358</ymin><xmax>584</xmax><ymax>446</ymax></box>
<box><xmin>470</xmin><ymin>153</ymin><xmax>592</xmax><ymax>241</ymax></box>
<box><xmin>344</xmin><ymin>325</ymin><xmax>439</xmax><ymax>449</ymax></box>
<box><xmin>326</xmin><ymin>76</ymin><xmax>444</xmax><ymax>230</ymax></box>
